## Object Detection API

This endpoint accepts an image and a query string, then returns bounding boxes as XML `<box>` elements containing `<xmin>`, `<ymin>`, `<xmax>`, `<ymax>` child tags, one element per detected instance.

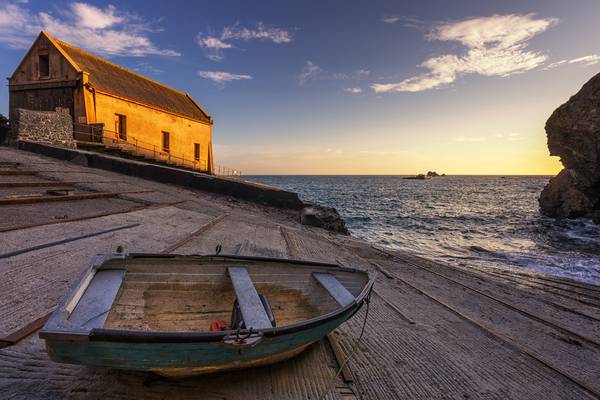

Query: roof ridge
<box><xmin>54</xmin><ymin>38</ymin><xmax>190</xmax><ymax>99</ymax></box>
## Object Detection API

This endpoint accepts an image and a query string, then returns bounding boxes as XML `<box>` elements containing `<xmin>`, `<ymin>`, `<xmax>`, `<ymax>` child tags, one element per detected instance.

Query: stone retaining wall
<box><xmin>10</xmin><ymin>109</ymin><xmax>75</xmax><ymax>148</ymax></box>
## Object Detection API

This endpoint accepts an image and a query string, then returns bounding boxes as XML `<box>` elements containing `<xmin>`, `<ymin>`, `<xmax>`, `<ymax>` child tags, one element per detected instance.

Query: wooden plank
<box><xmin>0</xmin><ymin>198</ymin><xmax>145</xmax><ymax>233</ymax></box>
<box><xmin>0</xmin><ymin>190</ymin><xmax>153</xmax><ymax>205</ymax></box>
<box><xmin>0</xmin><ymin>223</ymin><xmax>140</xmax><ymax>259</ymax></box>
<box><xmin>0</xmin><ymin>181</ymin><xmax>75</xmax><ymax>188</ymax></box>
<box><xmin>160</xmin><ymin>214</ymin><xmax>227</xmax><ymax>253</ymax></box>
<box><xmin>227</xmin><ymin>267</ymin><xmax>273</xmax><ymax>329</ymax></box>
<box><xmin>69</xmin><ymin>269</ymin><xmax>125</xmax><ymax>329</ymax></box>
<box><xmin>313</xmin><ymin>272</ymin><xmax>355</xmax><ymax>307</ymax></box>
<box><xmin>0</xmin><ymin>170</ymin><xmax>37</xmax><ymax>175</ymax></box>
<box><xmin>327</xmin><ymin>333</ymin><xmax>354</xmax><ymax>383</ymax></box>
<box><xmin>0</xmin><ymin>312</ymin><xmax>52</xmax><ymax>349</ymax></box>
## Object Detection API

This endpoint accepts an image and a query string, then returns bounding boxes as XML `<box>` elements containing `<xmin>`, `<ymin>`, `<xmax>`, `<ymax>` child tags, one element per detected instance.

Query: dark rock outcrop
<box><xmin>300</xmin><ymin>205</ymin><xmax>349</xmax><ymax>235</ymax></box>
<box><xmin>403</xmin><ymin>174</ymin><xmax>429</xmax><ymax>180</ymax></box>
<box><xmin>539</xmin><ymin>72</ymin><xmax>600</xmax><ymax>222</ymax></box>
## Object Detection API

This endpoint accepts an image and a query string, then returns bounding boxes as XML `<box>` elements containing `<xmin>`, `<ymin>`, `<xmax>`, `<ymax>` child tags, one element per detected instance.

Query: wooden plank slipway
<box><xmin>0</xmin><ymin>145</ymin><xmax>599</xmax><ymax>400</ymax></box>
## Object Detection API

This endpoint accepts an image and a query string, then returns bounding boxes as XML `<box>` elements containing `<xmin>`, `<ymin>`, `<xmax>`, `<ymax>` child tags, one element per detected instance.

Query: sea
<box><xmin>246</xmin><ymin>175</ymin><xmax>600</xmax><ymax>285</ymax></box>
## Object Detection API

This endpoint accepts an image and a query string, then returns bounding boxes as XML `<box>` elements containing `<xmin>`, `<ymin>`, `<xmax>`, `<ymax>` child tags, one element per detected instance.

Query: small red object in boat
<box><xmin>209</xmin><ymin>320</ymin><xmax>228</xmax><ymax>331</ymax></box>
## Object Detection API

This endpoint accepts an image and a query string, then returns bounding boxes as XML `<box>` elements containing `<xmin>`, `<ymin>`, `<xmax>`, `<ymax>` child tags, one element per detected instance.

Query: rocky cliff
<box><xmin>539</xmin><ymin>73</ymin><xmax>600</xmax><ymax>222</ymax></box>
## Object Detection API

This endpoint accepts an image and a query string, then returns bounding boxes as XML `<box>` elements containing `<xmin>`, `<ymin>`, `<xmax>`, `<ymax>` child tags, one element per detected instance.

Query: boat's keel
<box><xmin>152</xmin><ymin>343</ymin><xmax>312</xmax><ymax>377</ymax></box>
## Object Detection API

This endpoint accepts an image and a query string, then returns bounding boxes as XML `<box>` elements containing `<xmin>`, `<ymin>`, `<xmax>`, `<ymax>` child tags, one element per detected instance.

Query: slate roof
<box><xmin>52</xmin><ymin>36</ymin><xmax>211</xmax><ymax>123</ymax></box>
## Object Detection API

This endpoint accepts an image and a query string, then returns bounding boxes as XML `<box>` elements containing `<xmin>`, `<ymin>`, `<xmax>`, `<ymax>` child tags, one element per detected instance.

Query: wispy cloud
<box><xmin>134</xmin><ymin>62</ymin><xmax>164</xmax><ymax>74</ymax></box>
<box><xmin>198</xmin><ymin>70</ymin><xmax>252</xmax><ymax>83</ymax></box>
<box><xmin>372</xmin><ymin>14</ymin><xmax>557</xmax><ymax>93</ymax></box>
<box><xmin>543</xmin><ymin>54</ymin><xmax>600</xmax><ymax>70</ymax></box>
<box><xmin>333</xmin><ymin>69</ymin><xmax>370</xmax><ymax>80</ymax></box>
<box><xmin>196</xmin><ymin>35</ymin><xmax>232</xmax><ymax>61</ymax></box>
<box><xmin>298</xmin><ymin>63</ymin><xmax>369</xmax><ymax>87</ymax></box>
<box><xmin>381</xmin><ymin>16</ymin><xmax>400</xmax><ymax>24</ymax></box>
<box><xmin>0</xmin><ymin>2</ymin><xmax>179</xmax><ymax>56</ymax></box>
<box><xmin>298</xmin><ymin>61</ymin><xmax>322</xmax><ymax>85</ymax></box>
<box><xmin>197</xmin><ymin>22</ymin><xmax>291</xmax><ymax>61</ymax></box>
<box><xmin>344</xmin><ymin>87</ymin><xmax>362</xmax><ymax>94</ymax></box>
<box><xmin>222</xmin><ymin>22</ymin><xmax>291</xmax><ymax>43</ymax></box>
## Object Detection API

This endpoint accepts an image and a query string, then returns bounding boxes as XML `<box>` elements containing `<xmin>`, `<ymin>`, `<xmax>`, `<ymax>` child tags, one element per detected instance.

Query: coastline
<box><xmin>1</xmin><ymin>145</ymin><xmax>599</xmax><ymax>399</ymax></box>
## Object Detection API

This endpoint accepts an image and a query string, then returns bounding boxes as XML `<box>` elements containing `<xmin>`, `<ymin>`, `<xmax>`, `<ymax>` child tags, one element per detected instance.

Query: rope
<box><xmin>318</xmin><ymin>291</ymin><xmax>372</xmax><ymax>400</ymax></box>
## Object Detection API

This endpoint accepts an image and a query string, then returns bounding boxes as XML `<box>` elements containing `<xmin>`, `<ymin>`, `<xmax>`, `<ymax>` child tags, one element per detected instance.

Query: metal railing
<box><xmin>72</xmin><ymin>123</ymin><xmax>241</xmax><ymax>177</ymax></box>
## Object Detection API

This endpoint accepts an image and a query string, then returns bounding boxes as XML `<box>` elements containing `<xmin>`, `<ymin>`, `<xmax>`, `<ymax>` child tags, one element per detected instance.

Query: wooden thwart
<box><xmin>69</xmin><ymin>270</ymin><xmax>125</xmax><ymax>329</ymax></box>
<box><xmin>227</xmin><ymin>267</ymin><xmax>273</xmax><ymax>330</ymax></box>
<box><xmin>313</xmin><ymin>272</ymin><xmax>355</xmax><ymax>307</ymax></box>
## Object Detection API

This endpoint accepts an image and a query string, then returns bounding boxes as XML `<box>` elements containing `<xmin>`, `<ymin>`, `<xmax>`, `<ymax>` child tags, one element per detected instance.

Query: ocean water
<box><xmin>246</xmin><ymin>175</ymin><xmax>600</xmax><ymax>285</ymax></box>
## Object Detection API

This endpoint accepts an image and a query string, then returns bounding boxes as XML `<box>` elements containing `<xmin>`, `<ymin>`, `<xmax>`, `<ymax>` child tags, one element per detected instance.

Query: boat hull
<box><xmin>44</xmin><ymin>307</ymin><xmax>356</xmax><ymax>375</ymax></box>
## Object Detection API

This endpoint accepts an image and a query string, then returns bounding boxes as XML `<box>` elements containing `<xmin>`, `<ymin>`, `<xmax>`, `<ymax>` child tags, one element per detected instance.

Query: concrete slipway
<box><xmin>0</xmin><ymin>145</ymin><xmax>599</xmax><ymax>400</ymax></box>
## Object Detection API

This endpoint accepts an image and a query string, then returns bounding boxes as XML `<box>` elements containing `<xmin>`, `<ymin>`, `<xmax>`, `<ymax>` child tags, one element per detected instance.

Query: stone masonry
<box><xmin>9</xmin><ymin>108</ymin><xmax>75</xmax><ymax>148</ymax></box>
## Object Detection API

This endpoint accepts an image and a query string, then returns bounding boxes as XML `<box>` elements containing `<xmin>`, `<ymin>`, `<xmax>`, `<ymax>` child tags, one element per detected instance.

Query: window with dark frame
<box><xmin>162</xmin><ymin>131</ymin><xmax>170</xmax><ymax>153</ymax></box>
<box><xmin>39</xmin><ymin>54</ymin><xmax>49</xmax><ymax>78</ymax></box>
<box><xmin>194</xmin><ymin>143</ymin><xmax>200</xmax><ymax>161</ymax></box>
<box><xmin>114</xmin><ymin>114</ymin><xmax>126</xmax><ymax>140</ymax></box>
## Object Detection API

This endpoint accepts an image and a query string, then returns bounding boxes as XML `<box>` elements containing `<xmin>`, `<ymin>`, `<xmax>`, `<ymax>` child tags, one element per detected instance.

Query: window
<box><xmin>162</xmin><ymin>131</ymin><xmax>170</xmax><ymax>153</ymax></box>
<box><xmin>194</xmin><ymin>143</ymin><xmax>200</xmax><ymax>161</ymax></box>
<box><xmin>39</xmin><ymin>54</ymin><xmax>49</xmax><ymax>78</ymax></box>
<box><xmin>114</xmin><ymin>114</ymin><xmax>126</xmax><ymax>140</ymax></box>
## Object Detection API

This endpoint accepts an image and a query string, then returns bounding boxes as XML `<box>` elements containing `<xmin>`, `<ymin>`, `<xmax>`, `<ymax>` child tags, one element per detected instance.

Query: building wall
<box><xmin>8</xmin><ymin>33</ymin><xmax>87</xmax><ymax>123</ymax></box>
<box><xmin>9</xmin><ymin>108</ymin><xmax>75</xmax><ymax>147</ymax></box>
<box><xmin>10</xmin><ymin>35</ymin><xmax>78</xmax><ymax>83</ymax></box>
<box><xmin>92</xmin><ymin>92</ymin><xmax>213</xmax><ymax>173</ymax></box>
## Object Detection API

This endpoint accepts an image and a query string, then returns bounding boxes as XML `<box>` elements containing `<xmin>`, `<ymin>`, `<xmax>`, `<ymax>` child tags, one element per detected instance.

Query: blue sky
<box><xmin>1</xmin><ymin>0</ymin><xmax>599</xmax><ymax>174</ymax></box>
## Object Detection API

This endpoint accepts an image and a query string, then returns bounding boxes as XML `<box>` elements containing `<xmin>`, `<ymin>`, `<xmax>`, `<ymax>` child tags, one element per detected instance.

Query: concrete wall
<box><xmin>90</xmin><ymin>91</ymin><xmax>213</xmax><ymax>173</ymax></box>
<box><xmin>10</xmin><ymin>108</ymin><xmax>75</xmax><ymax>148</ymax></box>
<box><xmin>18</xmin><ymin>141</ymin><xmax>305</xmax><ymax>210</ymax></box>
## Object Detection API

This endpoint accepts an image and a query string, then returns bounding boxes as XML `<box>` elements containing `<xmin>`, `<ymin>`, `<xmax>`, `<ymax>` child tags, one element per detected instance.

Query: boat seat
<box><xmin>313</xmin><ymin>272</ymin><xmax>355</xmax><ymax>307</ymax></box>
<box><xmin>68</xmin><ymin>269</ymin><xmax>125</xmax><ymax>329</ymax></box>
<box><xmin>231</xmin><ymin>294</ymin><xmax>276</xmax><ymax>329</ymax></box>
<box><xmin>227</xmin><ymin>267</ymin><xmax>273</xmax><ymax>330</ymax></box>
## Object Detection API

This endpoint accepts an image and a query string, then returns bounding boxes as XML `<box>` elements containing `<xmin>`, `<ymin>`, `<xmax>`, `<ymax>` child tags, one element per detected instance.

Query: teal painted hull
<box><xmin>46</xmin><ymin>312</ymin><xmax>350</xmax><ymax>372</ymax></box>
<box><xmin>40</xmin><ymin>253</ymin><xmax>374</xmax><ymax>375</ymax></box>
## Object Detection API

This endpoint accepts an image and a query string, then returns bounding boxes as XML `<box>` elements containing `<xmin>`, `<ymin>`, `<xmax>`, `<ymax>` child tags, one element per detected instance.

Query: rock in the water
<box><xmin>300</xmin><ymin>205</ymin><xmax>349</xmax><ymax>235</ymax></box>
<box><xmin>539</xmin><ymin>72</ymin><xmax>600</xmax><ymax>222</ymax></box>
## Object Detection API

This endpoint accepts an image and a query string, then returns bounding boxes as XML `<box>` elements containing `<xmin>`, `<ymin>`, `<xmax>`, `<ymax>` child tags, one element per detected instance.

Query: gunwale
<box><xmin>39</xmin><ymin>253</ymin><xmax>375</xmax><ymax>344</ymax></box>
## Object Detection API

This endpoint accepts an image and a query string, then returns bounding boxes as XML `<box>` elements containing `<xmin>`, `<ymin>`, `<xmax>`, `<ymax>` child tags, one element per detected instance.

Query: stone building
<box><xmin>8</xmin><ymin>31</ymin><xmax>214</xmax><ymax>174</ymax></box>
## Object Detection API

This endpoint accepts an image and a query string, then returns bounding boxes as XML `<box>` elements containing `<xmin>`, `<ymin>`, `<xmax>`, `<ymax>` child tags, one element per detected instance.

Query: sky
<box><xmin>1</xmin><ymin>1</ymin><xmax>599</xmax><ymax>175</ymax></box>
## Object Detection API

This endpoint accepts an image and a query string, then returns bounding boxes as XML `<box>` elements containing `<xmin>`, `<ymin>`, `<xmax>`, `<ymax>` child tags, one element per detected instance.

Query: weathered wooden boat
<box><xmin>40</xmin><ymin>253</ymin><xmax>374</xmax><ymax>376</ymax></box>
